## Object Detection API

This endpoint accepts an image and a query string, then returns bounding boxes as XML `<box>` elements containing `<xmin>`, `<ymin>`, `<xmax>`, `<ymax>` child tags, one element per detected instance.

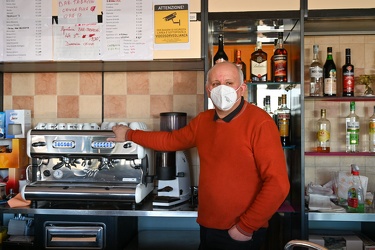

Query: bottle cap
<box><xmin>346</xmin><ymin>48</ymin><xmax>351</xmax><ymax>56</ymax></box>
<box><xmin>327</xmin><ymin>47</ymin><xmax>332</xmax><ymax>53</ymax></box>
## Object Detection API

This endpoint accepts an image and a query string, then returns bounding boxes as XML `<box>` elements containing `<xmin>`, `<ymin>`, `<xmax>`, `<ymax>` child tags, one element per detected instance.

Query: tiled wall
<box><xmin>3</xmin><ymin>70</ymin><xmax>205</xmax><ymax>185</ymax></box>
<box><xmin>304</xmin><ymin>35</ymin><xmax>375</xmax><ymax>192</ymax></box>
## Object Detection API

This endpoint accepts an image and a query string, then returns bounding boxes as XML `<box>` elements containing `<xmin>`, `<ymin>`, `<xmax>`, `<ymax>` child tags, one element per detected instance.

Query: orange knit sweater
<box><xmin>128</xmin><ymin>101</ymin><xmax>290</xmax><ymax>235</ymax></box>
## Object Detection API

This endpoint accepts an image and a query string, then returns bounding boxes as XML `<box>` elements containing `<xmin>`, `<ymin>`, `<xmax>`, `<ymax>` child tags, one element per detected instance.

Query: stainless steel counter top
<box><xmin>0</xmin><ymin>195</ymin><xmax>198</xmax><ymax>217</ymax></box>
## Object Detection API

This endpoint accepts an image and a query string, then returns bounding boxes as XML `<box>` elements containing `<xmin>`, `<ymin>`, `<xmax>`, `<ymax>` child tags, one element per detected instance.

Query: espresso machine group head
<box><xmin>153</xmin><ymin>112</ymin><xmax>191</xmax><ymax>207</ymax></box>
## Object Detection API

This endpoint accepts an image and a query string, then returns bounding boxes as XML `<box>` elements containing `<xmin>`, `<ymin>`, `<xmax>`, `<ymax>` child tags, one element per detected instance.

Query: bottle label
<box><xmin>317</xmin><ymin>129</ymin><xmax>330</xmax><ymax>142</ymax></box>
<box><xmin>369</xmin><ymin>121</ymin><xmax>375</xmax><ymax>134</ymax></box>
<box><xmin>348</xmin><ymin>187</ymin><xmax>359</xmax><ymax>208</ymax></box>
<box><xmin>274</xmin><ymin>55</ymin><xmax>287</xmax><ymax>77</ymax></box>
<box><xmin>347</xmin><ymin>121</ymin><xmax>359</xmax><ymax>145</ymax></box>
<box><xmin>251</xmin><ymin>61</ymin><xmax>267</xmax><ymax>79</ymax></box>
<box><xmin>343</xmin><ymin>70</ymin><xmax>355</xmax><ymax>93</ymax></box>
<box><xmin>324</xmin><ymin>75</ymin><xmax>337</xmax><ymax>95</ymax></box>
<box><xmin>310</xmin><ymin>66</ymin><xmax>323</xmax><ymax>78</ymax></box>
<box><xmin>278</xmin><ymin>120</ymin><xmax>289</xmax><ymax>137</ymax></box>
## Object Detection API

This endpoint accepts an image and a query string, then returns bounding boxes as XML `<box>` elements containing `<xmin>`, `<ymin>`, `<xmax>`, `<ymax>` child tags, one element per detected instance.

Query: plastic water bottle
<box><xmin>347</xmin><ymin>164</ymin><xmax>365</xmax><ymax>213</ymax></box>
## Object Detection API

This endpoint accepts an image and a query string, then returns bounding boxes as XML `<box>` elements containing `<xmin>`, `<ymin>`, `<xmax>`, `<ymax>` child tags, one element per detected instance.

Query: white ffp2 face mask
<box><xmin>209</xmin><ymin>85</ymin><xmax>241</xmax><ymax>111</ymax></box>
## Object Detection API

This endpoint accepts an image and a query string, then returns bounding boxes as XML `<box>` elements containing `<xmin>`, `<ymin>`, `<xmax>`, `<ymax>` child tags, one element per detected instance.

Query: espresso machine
<box><xmin>22</xmin><ymin>122</ymin><xmax>154</xmax><ymax>206</ymax></box>
<box><xmin>153</xmin><ymin>112</ymin><xmax>191</xmax><ymax>207</ymax></box>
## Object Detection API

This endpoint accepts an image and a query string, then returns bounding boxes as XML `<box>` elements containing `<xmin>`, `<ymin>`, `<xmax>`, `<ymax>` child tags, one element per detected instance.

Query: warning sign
<box><xmin>154</xmin><ymin>4</ymin><xmax>189</xmax><ymax>44</ymax></box>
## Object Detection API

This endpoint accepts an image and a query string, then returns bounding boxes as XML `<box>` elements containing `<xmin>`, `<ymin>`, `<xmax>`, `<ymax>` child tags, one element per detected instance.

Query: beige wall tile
<box><xmin>197</xmin><ymin>71</ymin><xmax>205</xmax><ymax>95</ymax></box>
<box><xmin>57</xmin><ymin>73</ymin><xmax>80</xmax><ymax>95</ymax></box>
<box><xmin>173</xmin><ymin>95</ymin><xmax>197</xmax><ymax>118</ymax></box>
<box><xmin>127</xmin><ymin>72</ymin><xmax>150</xmax><ymax>95</ymax></box>
<box><xmin>34</xmin><ymin>95</ymin><xmax>57</xmax><ymax>119</ymax></box>
<box><xmin>58</xmin><ymin>96</ymin><xmax>79</xmax><ymax>118</ymax></box>
<box><xmin>150</xmin><ymin>95</ymin><xmax>173</xmax><ymax>118</ymax></box>
<box><xmin>104</xmin><ymin>72</ymin><xmax>127</xmax><ymax>95</ymax></box>
<box><xmin>35</xmin><ymin>73</ymin><xmax>57</xmax><ymax>95</ymax></box>
<box><xmin>13</xmin><ymin>96</ymin><xmax>34</xmax><ymax>115</ymax></box>
<box><xmin>12</xmin><ymin>73</ymin><xmax>35</xmax><ymax>96</ymax></box>
<box><xmin>3</xmin><ymin>96</ymin><xmax>12</xmax><ymax>110</ymax></box>
<box><xmin>79</xmin><ymin>95</ymin><xmax>102</xmax><ymax>120</ymax></box>
<box><xmin>104</xmin><ymin>95</ymin><xmax>126</xmax><ymax>119</ymax></box>
<box><xmin>80</xmin><ymin>72</ymin><xmax>102</xmax><ymax>95</ymax></box>
<box><xmin>4</xmin><ymin>73</ymin><xmax>12</xmax><ymax>95</ymax></box>
<box><xmin>149</xmin><ymin>72</ymin><xmax>173</xmax><ymax>95</ymax></box>
<box><xmin>173</xmin><ymin>71</ymin><xmax>197</xmax><ymax>94</ymax></box>
<box><xmin>127</xmin><ymin>95</ymin><xmax>150</xmax><ymax>119</ymax></box>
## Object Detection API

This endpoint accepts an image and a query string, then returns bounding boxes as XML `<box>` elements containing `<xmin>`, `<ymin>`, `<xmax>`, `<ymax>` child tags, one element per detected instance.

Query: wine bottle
<box><xmin>273</xmin><ymin>32</ymin><xmax>288</xmax><ymax>82</ymax></box>
<box><xmin>342</xmin><ymin>48</ymin><xmax>355</xmax><ymax>97</ymax></box>
<box><xmin>277</xmin><ymin>94</ymin><xmax>291</xmax><ymax>146</ymax></box>
<box><xmin>346</xmin><ymin>101</ymin><xmax>360</xmax><ymax>152</ymax></box>
<box><xmin>309</xmin><ymin>45</ymin><xmax>323</xmax><ymax>96</ymax></box>
<box><xmin>235</xmin><ymin>50</ymin><xmax>246</xmax><ymax>82</ymax></box>
<box><xmin>369</xmin><ymin>106</ymin><xmax>375</xmax><ymax>152</ymax></box>
<box><xmin>250</xmin><ymin>41</ymin><xmax>267</xmax><ymax>82</ymax></box>
<box><xmin>323</xmin><ymin>47</ymin><xmax>337</xmax><ymax>96</ymax></box>
<box><xmin>213</xmin><ymin>34</ymin><xmax>228</xmax><ymax>64</ymax></box>
<box><xmin>316</xmin><ymin>109</ymin><xmax>330</xmax><ymax>153</ymax></box>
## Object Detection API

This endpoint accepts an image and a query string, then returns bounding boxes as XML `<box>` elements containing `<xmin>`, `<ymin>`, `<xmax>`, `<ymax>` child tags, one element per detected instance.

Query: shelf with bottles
<box><xmin>305</xmin><ymin>151</ymin><xmax>375</xmax><ymax>156</ymax></box>
<box><xmin>305</xmin><ymin>96</ymin><xmax>375</xmax><ymax>102</ymax></box>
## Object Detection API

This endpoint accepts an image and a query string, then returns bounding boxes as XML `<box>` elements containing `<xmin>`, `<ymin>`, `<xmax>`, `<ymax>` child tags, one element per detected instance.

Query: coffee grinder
<box><xmin>153</xmin><ymin>112</ymin><xmax>191</xmax><ymax>207</ymax></box>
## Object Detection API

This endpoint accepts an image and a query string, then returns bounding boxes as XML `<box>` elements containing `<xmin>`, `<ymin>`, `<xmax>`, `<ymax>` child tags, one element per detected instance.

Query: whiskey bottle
<box><xmin>316</xmin><ymin>109</ymin><xmax>330</xmax><ymax>153</ymax></box>
<box><xmin>342</xmin><ymin>48</ymin><xmax>355</xmax><ymax>97</ymax></box>
<box><xmin>273</xmin><ymin>32</ymin><xmax>288</xmax><ymax>82</ymax></box>
<box><xmin>323</xmin><ymin>47</ymin><xmax>337</xmax><ymax>96</ymax></box>
<box><xmin>346</xmin><ymin>101</ymin><xmax>360</xmax><ymax>152</ymax></box>
<box><xmin>213</xmin><ymin>34</ymin><xmax>228</xmax><ymax>64</ymax></box>
<box><xmin>235</xmin><ymin>50</ymin><xmax>247</xmax><ymax>82</ymax></box>
<box><xmin>250</xmin><ymin>41</ymin><xmax>267</xmax><ymax>82</ymax></box>
<box><xmin>369</xmin><ymin>106</ymin><xmax>375</xmax><ymax>152</ymax></box>
<box><xmin>277</xmin><ymin>94</ymin><xmax>291</xmax><ymax>146</ymax></box>
<box><xmin>309</xmin><ymin>45</ymin><xmax>323</xmax><ymax>96</ymax></box>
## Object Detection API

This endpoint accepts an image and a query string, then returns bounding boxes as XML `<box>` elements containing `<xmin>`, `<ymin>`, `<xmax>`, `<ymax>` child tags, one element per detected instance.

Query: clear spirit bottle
<box><xmin>316</xmin><ymin>109</ymin><xmax>330</xmax><ymax>152</ymax></box>
<box><xmin>309</xmin><ymin>45</ymin><xmax>323</xmax><ymax>96</ymax></box>
<box><xmin>346</xmin><ymin>101</ymin><xmax>360</xmax><ymax>152</ymax></box>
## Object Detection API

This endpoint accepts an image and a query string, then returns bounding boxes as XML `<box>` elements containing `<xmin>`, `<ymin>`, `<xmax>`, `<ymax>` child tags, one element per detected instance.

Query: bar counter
<box><xmin>0</xmin><ymin>195</ymin><xmax>198</xmax><ymax>218</ymax></box>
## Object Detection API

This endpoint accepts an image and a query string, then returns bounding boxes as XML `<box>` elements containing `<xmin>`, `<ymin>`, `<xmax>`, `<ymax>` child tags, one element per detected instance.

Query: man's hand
<box><xmin>107</xmin><ymin>125</ymin><xmax>130</xmax><ymax>142</ymax></box>
<box><xmin>228</xmin><ymin>225</ymin><xmax>252</xmax><ymax>241</ymax></box>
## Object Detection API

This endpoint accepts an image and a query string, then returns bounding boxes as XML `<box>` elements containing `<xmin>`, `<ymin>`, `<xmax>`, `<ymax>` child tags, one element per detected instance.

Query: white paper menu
<box><xmin>101</xmin><ymin>0</ymin><xmax>153</xmax><ymax>61</ymax></box>
<box><xmin>3</xmin><ymin>0</ymin><xmax>53</xmax><ymax>62</ymax></box>
<box><xmin>53</xmin><ymin>0</ymin><xmax>101</xmax><ymax>61</ymax></box>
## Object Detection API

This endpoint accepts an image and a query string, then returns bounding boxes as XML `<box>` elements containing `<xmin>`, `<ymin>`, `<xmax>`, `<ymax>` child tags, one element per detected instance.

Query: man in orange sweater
<box><xmin>108</xmin><ymin>61</ymin><xmax>290</xmax><ymax>249</ymax></box>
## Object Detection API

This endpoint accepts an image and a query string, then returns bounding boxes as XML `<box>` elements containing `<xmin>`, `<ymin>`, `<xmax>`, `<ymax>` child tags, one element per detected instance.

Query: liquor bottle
<box><xmin>347</xmin><ymin>164</ymin><xmax>365</xmax><ymax>213</ymax></box>
<box><xmin>213</xmin><ymin>34</ymin><xmax>228</xmax><ymax>64</ymax></box>
<box><xmin>277</xmin><ymin>94</ymin><xmax>291</xmax><ymax>146</ymax></box>
<box><xmin>235</xmin><ymin>50</ymin><xmax>246</xmax><ymax>82</ymax></box>
<box><xmin>264</xmin><ymin>95</ymin><xmax>272</xmax><ymax>116</ymax></box>
<box><xmin>369</xmin><ymin>106</ymin><xmax>375</xmax><ymax>152</ymax></box>
<box><xmin>273</xmin><ymin>32</ymin><xmax>288</xmax><ymax>82</ymax></box>
<box><xmin>270</xmin><ymin>39</ymin><xmax>277</xmax><ymax>82</ymax></box>
<box><xmin>342</xmin><ymin>48</ymin><xmax>355</xmax><ymax>97</ymax></box>
<box><xmin>316</xmin><ymin>109</ymin><xmax>330</xmax><ymax>152</ymax></box>
<box><xmin>309</xmin><ymin>45</ymin><xmax>323</xmax><ymax>96</ymax></box>
<box><xmin>250</xmin><ymin>41</ymin><xmax>267</xmax><ymax>82</ymax></box>
<box><xmin>323</xmin><ymin>47</ymin><xmax>337</xmax><ymax>96</ymax></box>
<box><xmin>346</xmin><ymin>101</ymin><xmax>360</xmax><ymax>152</ymax></box>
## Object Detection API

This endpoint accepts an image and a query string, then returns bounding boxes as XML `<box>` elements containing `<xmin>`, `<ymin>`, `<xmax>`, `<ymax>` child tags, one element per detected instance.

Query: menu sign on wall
<box><xmin>101</xmin><ymin>0</ymin><xmax>153</xmax><ymax>61</ymax></box>
<box><xmin>0</xmin><ymin>0</ymin><xmax>190</xmax><ymax>62</ymax></box>
<box><xmin>2</xmin><ymin>0</ymin><xmax>53</xmax><ymax>62</ymax></box>
<box><xmin>53</xmin><ymin>0</ymin><xmax>101</xmax><ymax>60</ymax></box>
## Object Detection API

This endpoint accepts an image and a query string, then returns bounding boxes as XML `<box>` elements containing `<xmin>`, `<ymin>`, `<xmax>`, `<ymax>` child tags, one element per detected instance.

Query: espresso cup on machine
<box><xmin>35</xmin><ymin>123</ymin><xmax>46</xmax><ymax>130</ymax></box>
<box><xmin>57</xmin><ymin>123</ymin><xmax>66</xmax><ymax>130</ymax></box>
<box><xmin>46</xmin><ymin>123</ymin><xmax>56</xmax><ymax>130</ymax></box>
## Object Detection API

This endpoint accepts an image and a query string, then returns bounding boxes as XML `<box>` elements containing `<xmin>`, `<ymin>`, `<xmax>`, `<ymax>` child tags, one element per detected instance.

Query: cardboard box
<box><xmin>309</xmin><ymin>234</ymin><xmax>363</xmax><ymax>250</ymax></box>
<box><xmin>5</xmin><ymin>110</ymin><xmax>31</xmax><ymax>139</ymax></box>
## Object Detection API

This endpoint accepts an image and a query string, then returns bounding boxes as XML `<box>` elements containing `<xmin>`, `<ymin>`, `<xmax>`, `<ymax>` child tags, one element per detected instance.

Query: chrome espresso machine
<box><xmin>22</xmin><ymin>122</ymin><xmax>155</xmax><ymax>206</ymax></box>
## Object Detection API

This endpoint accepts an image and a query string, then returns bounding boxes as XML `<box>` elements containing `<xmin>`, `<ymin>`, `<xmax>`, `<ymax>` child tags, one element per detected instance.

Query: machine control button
<box><xmin>91</xmin><ymin>141</ymin><xmax>115</xmax><ymax>149</ymax></box>
<box><xmin>53</xmin><ymin>169</ymin><xmax>63</xmax><ymax>179</ymax></box>
<box><xmin>52</xmin><ymin>140</ymin><xmax>76</xmax><ymax>149</ymax></box>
